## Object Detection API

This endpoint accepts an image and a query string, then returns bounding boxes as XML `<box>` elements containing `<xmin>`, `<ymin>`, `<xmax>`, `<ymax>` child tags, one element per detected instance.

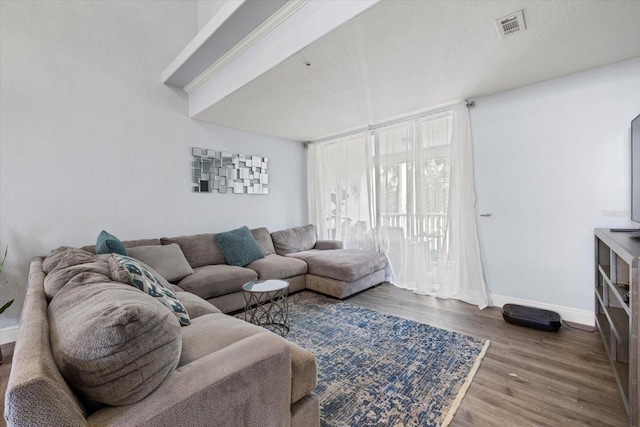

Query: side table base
<box><xmin>243</xmin><ymin>287</ymin><xmax>289</xmax><ymax>337</ymax></box>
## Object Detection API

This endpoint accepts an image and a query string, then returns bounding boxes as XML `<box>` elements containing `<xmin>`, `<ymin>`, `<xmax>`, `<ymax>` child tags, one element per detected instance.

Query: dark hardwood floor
<box><xmin>0</xmin><ymin>283</ymin><xmax>628</xmax><ymax>426</ymax></box>
<box><xmin>348</xmin><ymin>283</ymin><xmax>628</xmax><ymax>426</ymax></box>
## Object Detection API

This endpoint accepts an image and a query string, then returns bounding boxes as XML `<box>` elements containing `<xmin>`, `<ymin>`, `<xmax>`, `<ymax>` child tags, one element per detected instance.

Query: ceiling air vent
<box><xmin>495</xmin><ymin>10</ymin><xmax>525</xmax><ymax>38</ymax></box>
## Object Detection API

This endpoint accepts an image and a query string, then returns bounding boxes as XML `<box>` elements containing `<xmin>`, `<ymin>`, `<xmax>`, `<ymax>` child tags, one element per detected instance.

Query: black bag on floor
<box><xmin>502</xmin><ymin>303</ymin><xmax>562</xmax><ymax>332</ymax></box>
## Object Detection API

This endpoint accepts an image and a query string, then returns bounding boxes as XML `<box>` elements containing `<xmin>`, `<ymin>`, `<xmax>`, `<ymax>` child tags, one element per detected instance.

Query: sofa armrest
<box><xmin>87</xmin><ymin>332</ymin><xmax>292</xmax><ymax>427</ymax></box>
<box><xmin>5</xmin><ymin>258</ymin><xmax>88</xmax><ymax>427</ymax></box>
<box><xmin>314</xmin><ymin>240</ymin><xmax>343</xmax><ymax>250</ymax></box>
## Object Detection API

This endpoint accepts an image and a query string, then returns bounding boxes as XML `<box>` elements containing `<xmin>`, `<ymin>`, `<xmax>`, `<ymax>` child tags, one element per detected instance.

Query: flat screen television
<box><xmin>632</xmin><ymin>114</ymin><xmax>640</xmax><ymax>225</ymax></box>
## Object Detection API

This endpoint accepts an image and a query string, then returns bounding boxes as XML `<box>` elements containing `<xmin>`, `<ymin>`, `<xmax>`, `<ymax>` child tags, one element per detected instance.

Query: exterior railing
<box><xmin>328</xmin><ymin>213</ymin><xmax>448</xmax><ymax>257</ymax></box>
<box><xmin>379</xmin><ymin>213</ymin><xmax>447</xmax><ymax>254</ymax></box>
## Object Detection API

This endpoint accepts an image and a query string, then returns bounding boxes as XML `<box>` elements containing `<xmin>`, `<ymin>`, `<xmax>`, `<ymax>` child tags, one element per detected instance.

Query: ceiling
<box><xmin>182</xmin><ymin>0</ymin><xmax>640</xmax><ymax>142</ymax></box>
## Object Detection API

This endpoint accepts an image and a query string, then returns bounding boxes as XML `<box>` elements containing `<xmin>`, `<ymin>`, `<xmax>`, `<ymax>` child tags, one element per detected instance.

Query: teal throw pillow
<box><xmin>110</xmin><ymin>254</ymin><xmax>191</xmax><ymax>326</ymax></box>
<box><xmin>215</xmin><ymin>226</ymin><xmax>265</xmax><ymax>267</ymax></box>
<box><xmin>96</xmin><ymin>230</ymin><xmax>127</xmax><ymax>256</ymax></box>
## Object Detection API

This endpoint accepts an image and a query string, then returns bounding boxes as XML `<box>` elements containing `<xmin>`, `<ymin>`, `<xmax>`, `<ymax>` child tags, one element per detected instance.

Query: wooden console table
<box><xmin>595</xmin><ymin>228</ymin><xmax>639</xmax><ymax>426</ymax></box>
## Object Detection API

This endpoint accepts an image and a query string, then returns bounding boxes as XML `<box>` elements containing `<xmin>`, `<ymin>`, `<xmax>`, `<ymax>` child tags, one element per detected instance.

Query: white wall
<box><xmin>471</xmin><ymin>57</ymin><xmax>640</xmax><ymax>322</ymax></box>
<box><xmin>0</xmin><ymin>0</ymin><xmax>307</xmax><ymax>332</ymax></box>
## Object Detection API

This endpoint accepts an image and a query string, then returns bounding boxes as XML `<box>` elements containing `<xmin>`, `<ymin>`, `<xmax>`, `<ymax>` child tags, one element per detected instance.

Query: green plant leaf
<box><xmin>0</xmin><ymin>299</ymin><xmax>14</xmax><ymax>315</ymax></box>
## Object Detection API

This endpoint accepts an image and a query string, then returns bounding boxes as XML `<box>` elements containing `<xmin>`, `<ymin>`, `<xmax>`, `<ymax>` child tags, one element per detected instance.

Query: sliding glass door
<box><xmin>308</xmin><ymin>106</ymin><xmax>491</xmax><ymax>308</ymax></box>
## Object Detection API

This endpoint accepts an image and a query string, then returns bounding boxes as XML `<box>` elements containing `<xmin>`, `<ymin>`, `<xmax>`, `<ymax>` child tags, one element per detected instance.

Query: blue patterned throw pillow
<box><xmin>111</xmin><ymin>254</ymin><xmax>190</xmax><ymax>326</ymax></box>
<box><xmin>96</xmin><ymin>230</ymin><xmax>127</xmax><ymax>256</ymax></box>
<box><xmin>215</xmin><ymin>226</ymin><xmax>265</xmax><ymax>267</ymax></box>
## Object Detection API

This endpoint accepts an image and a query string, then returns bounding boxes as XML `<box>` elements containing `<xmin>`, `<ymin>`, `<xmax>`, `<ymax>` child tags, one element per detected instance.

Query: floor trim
<box><xmin>0</xmin><ymin>325</ymin><xmax>19</xmax><ymax>345</ymax></box>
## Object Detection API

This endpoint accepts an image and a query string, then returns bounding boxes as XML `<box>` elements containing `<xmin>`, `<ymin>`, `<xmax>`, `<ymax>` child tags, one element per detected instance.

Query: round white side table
<box><xmin>242</xmin><ymin>279</ymin><xmax>290</xmax><ymax>337</ymax></box>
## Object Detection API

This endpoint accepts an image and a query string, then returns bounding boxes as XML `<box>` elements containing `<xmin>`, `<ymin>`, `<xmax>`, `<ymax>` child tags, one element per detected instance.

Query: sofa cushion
<box><xmin>81</xmin><ymin>238</ymin><xmax>161</xmax><ymax>254</ymax></box>
<box><xmin>179</xmin><ymin>314</ymin><xmax>317</xmax><ymax>403</ymax></box>
<box><xmin>48</xmin><ymin>280</ymin><xmax>182</xmax><ymax>407</ymax></box>
<box><xmin>247</xmin><ymin>254</ymin><xmax>308</xmax><ymax>280</ymax></box>
<box><xmin>160</xmin><ymin>233</ymin><xmax>226</xmax><ymax>268</ymax></box>
<box><xmin>95</xmin><ymin>230</ymin><xmax>127</xmax><ymax>256</ymax></box>
<box><xmin>42</xmin><ymin>247</ymin><xmax>112</xmax><ymax>300</ymax></box>
<box><xmin>271</xmin><ymin>225</ymin><xmax>317</xmax><ymax>255</ymax></box>
<box><xmin>215</xmin><ymin>226</ymin><xmax>265</xmax><ymax>267</ymax></box>
<box><xmin>314</xmin><ymin>240</ymin><xmax>344</xmax><ymax>250</ymax></box>
<box><xmin>126</xmin><ymin>244</ymin><xmax>194</xmax><ymax>282</ymax></box>
<box><xmin>287</xmin><ymin>249</ymin><xmax>387</xmax><ymax>282</ymax></box>
<box><xmin>110</xmin><ymin>255</ymin><xmax>191</xmax><ymax>326</ymax></box>
<box><xmin>177</xmin><ymin>264</ymin><xmax>257</xmax><ymax>300</ymax></box>
<box><xmin>4</xmin><ymin>259</ymin><xmax>88</xmax><ymax>427</ymax></box>
<box><xmin>251</xmin><ymin>227</ymin><xmax>276</xmax><ymax>255</ymax></box>
<box><xmin>175</xmin><ymin>290</ymin><xmax>221</xmax><ymax>318</ymax></box>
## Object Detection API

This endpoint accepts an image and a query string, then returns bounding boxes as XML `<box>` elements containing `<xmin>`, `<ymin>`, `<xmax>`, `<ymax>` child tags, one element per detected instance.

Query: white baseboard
<box><xmin>490</xmin><ymin>294</ymin><xmax>594</xmax><ymax>327</ymax></box>
<box><xmin>0</xmin><ymin>325</ymin><xmax>19</xmax><ymax>345</ymax></box>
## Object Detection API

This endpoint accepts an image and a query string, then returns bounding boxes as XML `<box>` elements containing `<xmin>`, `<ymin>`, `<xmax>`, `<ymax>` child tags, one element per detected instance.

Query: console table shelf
<box><xmin>595</xmin><ymin>228</ymin><xmax>639</xmax><ymax>426</ymax></box>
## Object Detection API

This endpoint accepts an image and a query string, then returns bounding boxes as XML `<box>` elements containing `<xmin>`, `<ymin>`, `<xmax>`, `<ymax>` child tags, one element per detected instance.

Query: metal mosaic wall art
<box><xmin>192</xmin><ymin>147</ymin><xmax>269</xmax><ymax>195</ymax></box>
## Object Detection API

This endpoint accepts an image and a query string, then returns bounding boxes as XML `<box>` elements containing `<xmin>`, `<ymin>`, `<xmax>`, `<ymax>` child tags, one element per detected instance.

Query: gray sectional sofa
<box><xmin>4</xmin><ymin>224</ymin><xmax>387</xmax><ymax>426</ymax></box>
<box><xmin>97</xmin><ymin>224</ymin><xmax>387</xmax><ymax>313</ymax></box>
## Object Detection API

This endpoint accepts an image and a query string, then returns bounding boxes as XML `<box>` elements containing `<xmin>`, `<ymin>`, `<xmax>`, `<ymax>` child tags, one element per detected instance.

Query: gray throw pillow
<box><xmin>126</xmin><ymin>244</ymin><xmax>194</xmax><ymax>282</ymax></box>
<box><xmin>48</xmin><ymin>280</ymin><xmax>182</xmax><ymax>406</ymax></box>
<box><xmin>160</xmin><ymin>233</ymin><xmax>226</xmax><ymax>268</ymax></box>
<box><xmin>271</xmin><ymin>224</ymin><xmax>317</xmax><ymax>255</ymax></box>
<box><xmin>42</xmin><ymin>247</ymin><xmax>111</xmax><ymax>300</ymax></box>
<box><xmin>251</xmin><ymin>227</ymin><xmax>276</xmax><ymax>255</ymax></box>
<box><xmin>110</xmin><ymin>254</ymin><xmax>191</xmax><ymax>326</ymax></box>
<box><xmin>215</xmin><ymin>226</ymin><xmax>265</xmax><ymax>267</ymax></box>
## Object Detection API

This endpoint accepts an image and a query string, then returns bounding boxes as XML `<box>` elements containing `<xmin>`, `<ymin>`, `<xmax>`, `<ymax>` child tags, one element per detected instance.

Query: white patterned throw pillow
<box><xmin>110</xmin><ymin>254</ymin><xmax>191</xmax><ymax>326</ymax></box>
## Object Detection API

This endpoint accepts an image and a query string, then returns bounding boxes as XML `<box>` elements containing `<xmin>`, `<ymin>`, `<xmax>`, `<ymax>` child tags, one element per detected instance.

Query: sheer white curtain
<box><xmin>307</xmin><ymin>132</ymin><xmax>376</xmax><ymax>251</ymax></box>
<box><xmin>375</xmin><ymin>116</ymin><xmax>444</xmax><ymax>292</ymax></box>
<box><xmin>308</xmin><ymin>105</ymin><xmax>491</xmax><ymax>308</ymax></box>
<box><xmin>432</xmin><ymin>106</ymin><xmax>491</xmax><ymax>307</ymax></box>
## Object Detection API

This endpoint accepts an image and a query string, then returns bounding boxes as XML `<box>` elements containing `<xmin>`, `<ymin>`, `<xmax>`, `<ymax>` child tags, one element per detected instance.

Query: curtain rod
<box><xmin>307</xmin><ymin>99</ymin><xmax>474</xmax><ymax>145</ymax></box>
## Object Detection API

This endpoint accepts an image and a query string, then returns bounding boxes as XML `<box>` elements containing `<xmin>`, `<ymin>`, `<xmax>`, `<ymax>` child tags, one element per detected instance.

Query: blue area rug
<box><xmin>285</xmin><ymin>291</ymin><xmax>489</xmax><ymax>427</ymax></box>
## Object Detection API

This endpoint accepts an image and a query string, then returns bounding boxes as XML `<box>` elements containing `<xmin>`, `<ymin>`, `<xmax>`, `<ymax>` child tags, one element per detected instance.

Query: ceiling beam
<box><xmin>179</xmin><ymin>0</ymin><xmax>380</xmax><ymax>119</ymax></box>
<box><xmin>162</xmin><ymin>0</ymin><xmax>288</xmax><ymax>88</ymax></box>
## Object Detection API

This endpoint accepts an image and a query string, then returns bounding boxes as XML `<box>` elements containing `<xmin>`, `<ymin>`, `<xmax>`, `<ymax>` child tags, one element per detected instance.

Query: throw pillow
<box><xmin>126</xmin><ymin>244</ymin><xmax>194</xmax><ymax>282</ymax></box>
<box><xmin>110</xmin><ymin>254</ymin><xmax>191</xmax><ymax>326</ymax></box>
<box><xmin>42</xmin><ymin>247</ymin><xmax>111</xmax><ymax>301</ymax></box>
<box><xmin>48</xmin><ymin>280</ymin><xmax>182</xmax><ymax>406</ymax></box>
<box><xmin>214</xmin><ymin>226</ymin><xmax>265</xmax><ymax>267</ymax></box>
<box><xmin>270</xmin><ymin>224</ymin><xmax>317</xmax><ymax>255</ymax></box>
<box><xmin>251</xmin><ymin>227</ymin><xmax>276</xmax><ymax>255</ymax></box>
<box><xmin>96</xmin><ymin>230</ymin><xmax>127</xmax><ymax>256</ymax></box>
<box><xmin>160</xmin><ymin>233</ymin><xmax>227</xmax><ymax>268</ymax></box>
